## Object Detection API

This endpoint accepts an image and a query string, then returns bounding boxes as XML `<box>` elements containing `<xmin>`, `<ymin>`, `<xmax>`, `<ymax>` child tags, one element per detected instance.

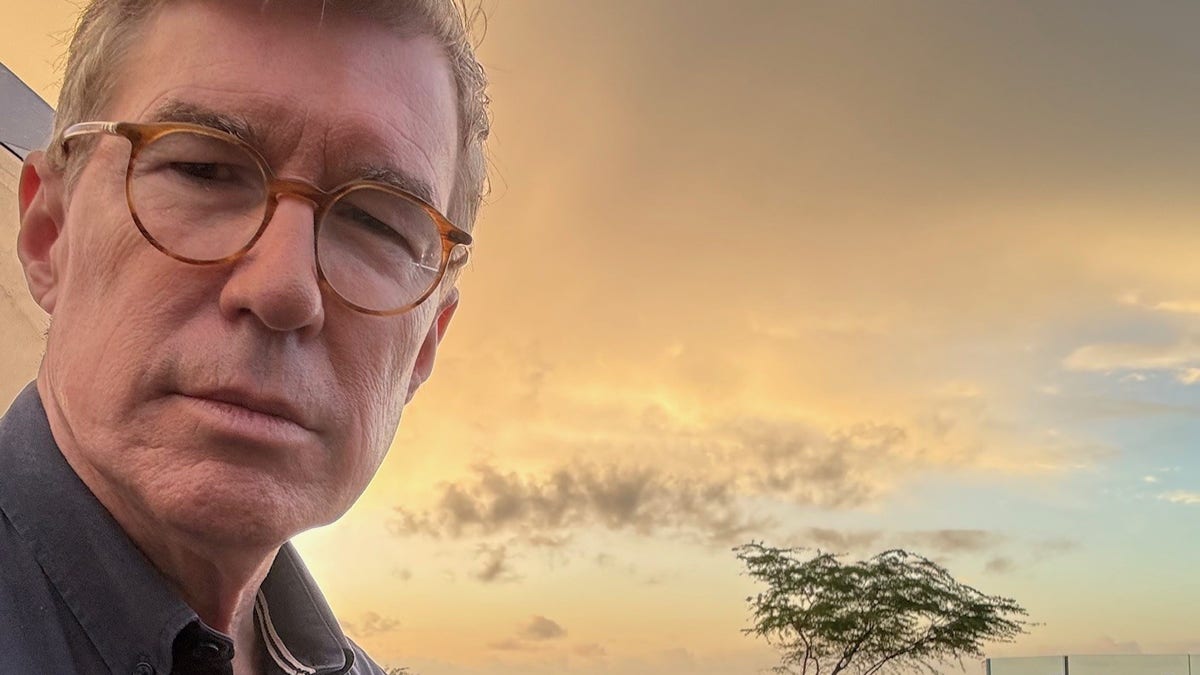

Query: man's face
<box><xmin>22</xmin><ymin>0</ymin><xmax>460</xmax><ymax>545</ymax></box>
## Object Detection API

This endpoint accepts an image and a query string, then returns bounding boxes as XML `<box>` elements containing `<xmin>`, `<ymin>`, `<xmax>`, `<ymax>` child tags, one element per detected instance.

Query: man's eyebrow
<box><xmin>145</xmin><ymin>101</ymin><xmax>258</xmax><ymax>144</ymax></box>
<box><xmin>359</xmin><ymin>166</ymin><xmax>438</xmax><ymax>207</ymax></box>
<box><xmin>145</xmin><ymin>101</ymin><xmax>440</xmax><ymax>207</ymax></box>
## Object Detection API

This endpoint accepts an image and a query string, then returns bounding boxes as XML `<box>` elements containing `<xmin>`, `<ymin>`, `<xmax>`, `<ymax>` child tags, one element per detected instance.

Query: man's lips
<box><xmin>177</xmin><ymin>388</ymin><xmax>315</xmax><ymax>431</ymax></box>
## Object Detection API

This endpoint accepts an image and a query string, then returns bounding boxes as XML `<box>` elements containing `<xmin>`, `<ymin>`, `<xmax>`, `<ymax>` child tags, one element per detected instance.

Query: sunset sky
<box><xmin>3</xmin><ymin>1</ymin><xmax>1200</xmax><ymax>673</ymax></box>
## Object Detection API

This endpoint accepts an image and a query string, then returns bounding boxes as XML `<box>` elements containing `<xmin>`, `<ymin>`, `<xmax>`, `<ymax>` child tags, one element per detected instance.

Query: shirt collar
<box><xmin>258</xmin><ymin>543</ymin><xmax>355</xmax><ymax>674</ymax></box>
<box><xmin>0</xmin><ymin>382</ymin><xmax>353</xmax><ymax>674</ymax></box>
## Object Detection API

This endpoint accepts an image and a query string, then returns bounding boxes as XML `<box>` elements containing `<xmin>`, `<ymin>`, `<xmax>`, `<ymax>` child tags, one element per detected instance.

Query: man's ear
<box><xmin>17</xmin><ymin>151</ymin><xmax>67</xmax><ymax>314</ymax></box>
<box><xmin>406</xmin><ymin>287</ymin><xmax>460</xmax><ymax>403</ymax></box>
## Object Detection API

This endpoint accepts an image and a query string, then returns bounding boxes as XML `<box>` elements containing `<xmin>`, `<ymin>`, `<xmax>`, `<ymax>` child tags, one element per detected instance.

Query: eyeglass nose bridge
<box><xmin>252</xmin><ymin>176</ymin><xmax>340</xmax><ymax>245</ymax></box>
<box><xmin>233</xmin><ymin>177</ymin><xmax>333</xmax><ymax>272</ymax></box>
<box><xmin>263</xmin><ymin>176</ymin><xmax>333</xmax><ymax>214</ymax></box>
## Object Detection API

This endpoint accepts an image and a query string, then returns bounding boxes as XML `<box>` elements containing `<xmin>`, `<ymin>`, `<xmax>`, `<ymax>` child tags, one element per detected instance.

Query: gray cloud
<box><xmin>486</xmin><ymin>638</ymin><xmax>531</xmax><ymax>652</ymax></box>
<box><xmin>733</xmin><ymin>419</ymin><xmax>913</xmax><ymax>509</ymax></box>
<box><xmin>903</xmin><ymin>529</ymin><xmax>1006</xmax><ymax>554</ymax></box>
<box><xmin>474</xmin><ymin>544</ymin><xmax>520</xmax><ymax>584</ymax></box>
<box><xmin>574</xmin><ymin>643</ymin><xmax>607</xmax><ymax>660</ymax></box>
<box><xmin>388</xmin><ymin>415</ymin><xmax>936</xmax><ymax>547</ymax></box>
<box><xmin>1034</xmin><ymin>537</ymin><xmax>1080</xmax><ymax>557</ymax></box>
<box><xmin>341</xmin><ymin>611</ymin><xmax>400</xmax><ymax>640</ymax></box>
<box><xmin>800</xmin><ymin>527</ymin><xmax>883</xmax><ymax>553</ymax></box>
<box><xmin>985</xmin><ymin>556</ymin><xmax>1015</xmax><ymax>574</ymax></box>
<box><xmin>484</xmin><ymin>615</ymin><xmax>568</xmax><ymax>653</ymax></box>
<box><xmin>390</xmin><ymin>461</ymin><xmax>769</xmax><ymax>545</ymax></box>
<box><xmin>519</xmin><ymin>615</ymin><xmax>567</xmax><ymax>641</ymax></box>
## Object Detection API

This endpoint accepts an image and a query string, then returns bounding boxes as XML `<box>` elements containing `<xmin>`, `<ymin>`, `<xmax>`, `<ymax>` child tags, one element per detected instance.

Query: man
<box><xmin>1</xmin><ymin>0</ymin><xmax>489</xmax><ymax>672</ymax></box>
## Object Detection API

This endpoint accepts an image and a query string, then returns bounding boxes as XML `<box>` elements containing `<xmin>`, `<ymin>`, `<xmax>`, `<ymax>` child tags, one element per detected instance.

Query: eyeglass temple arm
<box><xmin>61</xmin><ymin>121</ymin><xmax>121</xmax><ymax>149</ymax></box>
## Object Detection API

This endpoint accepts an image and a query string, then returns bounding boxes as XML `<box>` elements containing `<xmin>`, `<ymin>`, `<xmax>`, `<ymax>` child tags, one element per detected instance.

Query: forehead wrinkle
<box><xmin>135</xmin><ymin>90</ymin><xmax>308</xmax><ymax>156</ymax></box>
<box><xmin>321</xmin><ymin>115</ymin><xmax>452</xmax><ymax>207</ymax></box>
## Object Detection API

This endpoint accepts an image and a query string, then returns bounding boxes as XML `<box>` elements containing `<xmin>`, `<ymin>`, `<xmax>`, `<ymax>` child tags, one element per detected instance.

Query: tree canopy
<box><xmin>735</xmin><ymin>543</ymin><xmax>1031</xmax><ymax>675</ymax></box>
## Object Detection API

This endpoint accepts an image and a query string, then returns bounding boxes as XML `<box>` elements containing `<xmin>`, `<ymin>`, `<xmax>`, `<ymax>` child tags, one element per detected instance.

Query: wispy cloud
<box><xmin>341</xmin><ymin>611</ymin><xmax>400</xmax><ymax>640</ymax></box>
<box><xmin>389</xmin><ymin>461</ymin><xmax>766</xmax><ymax>545</ymax></box>
<box><xmin>573</xmin><ymin>643</ymin><xmax>607</xmax><ymax>660</ymax></box>
<box><xmin>798</xmin><ymin>527</ymin><xmax>883</xmax><ymax>553</ymax></box>
<box><xmin>388</xmin><ymin>409</ymin><xmax>1067</xmax><ymax>548</ymax></box>
<box><xmin>474</xmin><ymin>543</ymin><xmax>521</xmax><ymax>583</ymax></box>
<box><xmin>903</xmin><ymin>528</ymin><xmax>1006</xmax><ymax>554</ymax></box>
<box><xmin>1118</xmin><ymin>291</ymin><xmax>1200</xmax><ymax>316</ymax></box>
<box><xmin>985</xmin><ymin>556</ymin><xmax>1015</xmax><ymax>574</ymax></box>
<box><xmin>519</xmin><ymin>615</ymin><xmax>567</xmax><ymax>641</ymax></box>
<box><xmin>1159</xmin><ymin>490</ymin><xmax>1200</xmax><ymax>505</ymax></box>
<box><xmin>486</xmin><ymin>616</ymin><xmax>568</xmax><ymax>653</ymax></box>
<box><xmin>1063</xmin><ymin>338</ymin><xmax>1200</xmax><ymax>373</ymax></box>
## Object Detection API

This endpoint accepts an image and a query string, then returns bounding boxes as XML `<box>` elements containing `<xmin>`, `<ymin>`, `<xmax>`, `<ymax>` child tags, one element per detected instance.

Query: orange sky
<box><xmin>5</xmin><ymin>2</ymin><xmax>1200</xmax><ymax>673</ymax></box>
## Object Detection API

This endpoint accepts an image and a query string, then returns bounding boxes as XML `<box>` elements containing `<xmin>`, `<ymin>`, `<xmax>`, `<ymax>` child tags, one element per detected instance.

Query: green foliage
<box><xmin>735</xmin><ymin>543</ymin><xmax>1031</xmax><ymax>675</ymax></box>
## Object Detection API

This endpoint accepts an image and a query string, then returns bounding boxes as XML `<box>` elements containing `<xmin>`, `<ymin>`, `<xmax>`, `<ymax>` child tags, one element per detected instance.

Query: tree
<box><xmin>734</xmin><ymin>543</ymin><xmax>1031</xmax><ymax>675</ymax></box>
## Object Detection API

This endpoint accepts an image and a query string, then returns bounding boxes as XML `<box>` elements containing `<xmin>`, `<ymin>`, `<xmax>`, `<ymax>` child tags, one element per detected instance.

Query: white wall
<box><xmin>1069</xmin><ymin>654</ymin><xmax>1190</xmax><ymax>675</ymax></box>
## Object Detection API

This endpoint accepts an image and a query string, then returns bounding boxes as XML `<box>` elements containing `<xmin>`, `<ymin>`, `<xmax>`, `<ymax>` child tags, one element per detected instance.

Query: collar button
<box><xmin>133</xmin><ymin>663</ymin><xmax>155</xmax><ymax>675</ymax></box>
<box><xmin>194</xmin><ymin>640</ymin><xmax>225</xmax><ymax>660</ymax></box>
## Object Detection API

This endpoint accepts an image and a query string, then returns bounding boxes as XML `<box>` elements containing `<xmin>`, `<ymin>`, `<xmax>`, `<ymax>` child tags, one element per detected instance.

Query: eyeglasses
<box><xmin>61</xmin><ymin>121</ymin><xmax>472</xmax><ymax>317</ymax></box>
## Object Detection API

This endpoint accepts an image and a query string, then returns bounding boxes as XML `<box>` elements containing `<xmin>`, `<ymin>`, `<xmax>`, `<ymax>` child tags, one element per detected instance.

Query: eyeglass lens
<box><xmin>128</xmin><ymin>129</ymin><xmax>443</xmax><ymax>313</ymax></box>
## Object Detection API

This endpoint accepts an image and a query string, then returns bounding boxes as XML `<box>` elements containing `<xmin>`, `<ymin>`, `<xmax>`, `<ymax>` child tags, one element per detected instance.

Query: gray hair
<box><xmin>50</xmin><ymin>0</ymin><xmax>491</xmax><ymax>231</ymax></box>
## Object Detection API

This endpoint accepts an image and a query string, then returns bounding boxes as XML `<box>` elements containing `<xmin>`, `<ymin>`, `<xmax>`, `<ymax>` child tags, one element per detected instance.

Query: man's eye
<box><xmin>170</xmin><ymin>162</ymin><xmax>240</xmax><ymax>183</ymax></box>
<box><xmin>336</xmin><ymin>204</ymin><xmax>421</xmax><ymax>256</ymax></box>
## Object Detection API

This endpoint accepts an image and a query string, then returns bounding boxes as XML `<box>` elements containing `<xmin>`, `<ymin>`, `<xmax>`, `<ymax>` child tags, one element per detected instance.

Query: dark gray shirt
<box><xmin>0</xmin><ymin>383</ymin><xmax>385</xmax><ymax>675</ymax></box>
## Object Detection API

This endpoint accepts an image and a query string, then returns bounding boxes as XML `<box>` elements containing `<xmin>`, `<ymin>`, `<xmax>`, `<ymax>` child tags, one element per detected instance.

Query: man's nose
<box><xmin>217</xmin><ymin>196</ymin><xmax>326</xmax><ymax>336</ymax></box>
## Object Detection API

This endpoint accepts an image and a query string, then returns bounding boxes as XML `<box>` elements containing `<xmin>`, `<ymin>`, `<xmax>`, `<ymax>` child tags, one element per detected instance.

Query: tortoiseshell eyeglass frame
<box><xmin>60</xmin><ymin>120</ymin><xmax>473</xmax><ymax>317</ymax></box>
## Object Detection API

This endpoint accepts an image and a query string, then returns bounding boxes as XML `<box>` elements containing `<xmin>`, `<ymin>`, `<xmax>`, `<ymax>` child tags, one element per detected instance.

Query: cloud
<box><xmin>486</xmin><ymin>638</ymin><xmax>531</xmax><ymax>652</ymax></box>
<box><xmin>1063</xmin><ymin>337</ymin><xmax>1200</xmax><ymax>373</ymax></box>
<box><xmin>389</xmin><ymin>461</ymin><xmax>769</xmax><ymax>545</ymax></box>
<box><xmin>474</xmin><ymin>543</ymin><xmax>521</xmax><ymax>583</ymax></box>
<box><xmin>903</xmin><ymin>529</ymin><xmax>1005</xmax><ymax>554</ymax></box>
<box><xmin>1159</xmin><ymin>490</ymin><xmax>1200</xmax><ymax>505</ymax></box>
<box><xmin>798</xmin><ymin>527</ymin><xmax>883</xmax><ymax>553</ymax></box>
<box><xmin>1117</xmin><ymin>291</ymin><xmax>1200</xmax><ymax>316</ymax></box>
<box><xmin>519</xmin><ymin>615</ymin><xmax>567</xmax><ymax>641</ymax></box>
<box><xmin>573</xmin><ymin>643</ymin><xmax>607</xmax><ymax>660</ymax></box>
<box><xmin>1178</xmin><ymin>368</ymin><xmax>1200</xmax><ymax>385</ymax></box>
<box><xmin>388</xmin><ymin>412</ymin><xmax>994</xmax><ymax>548</ymax></box>
<box><xmin>1142</xmin><ymin>475</ymin><xmax>1159</xmax><ymax>483</ymax></box>
<box><xmin>1088</xmin><ymin>636</ymin><xmax>1144</xmax><ymax>654</ymax></box>
<box><xmin>985</xmin><ymin>556</ymin><xmax>1015</xmax><ymax>574</ymax></box>
<box><xmin>1032</xmin><ymin>537</ymin><xmax>1080</xmax><ymax>559</ymax></box>
<box><xmin>788</xmin><ymin>527</ymin><xmax>1005</xmax><ymax>557</ymax></box>
<box><xmin>485</xmin><ymin>615</ymin><xmax>568</xmax><ymax>654</ymax></box>
<box><xmin>341</xmin><ymin>611</ymin><xmax>400</xmax><ymax>640</ymax></box>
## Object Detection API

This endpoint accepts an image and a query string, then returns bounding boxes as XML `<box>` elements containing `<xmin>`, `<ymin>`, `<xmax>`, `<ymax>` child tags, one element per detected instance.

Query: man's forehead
<box><xmin>104</xmin><ymin>1</ymin><xmax>459</xmax><ymax>207</ymax></box>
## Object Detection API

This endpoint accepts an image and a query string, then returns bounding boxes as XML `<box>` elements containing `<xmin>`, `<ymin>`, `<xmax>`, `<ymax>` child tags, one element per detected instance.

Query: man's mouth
<box><xmin>178</xmin><ymin>387</ymin><xmax>315</xmax><ymax>431</ymax></box>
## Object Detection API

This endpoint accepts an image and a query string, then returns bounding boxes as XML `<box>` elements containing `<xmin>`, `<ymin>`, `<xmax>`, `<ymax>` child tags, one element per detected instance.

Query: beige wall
<box><xmin>0</xmin><ymin>152</ymin><xmax>48</xmax><ymax>410</ymax></box>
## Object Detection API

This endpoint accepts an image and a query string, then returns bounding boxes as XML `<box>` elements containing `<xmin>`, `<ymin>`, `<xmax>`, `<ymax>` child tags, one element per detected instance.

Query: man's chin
<box><xmin>130</xmin><ymin>465</ymin><xmax>334</xmax><ymax>552</ymax></box>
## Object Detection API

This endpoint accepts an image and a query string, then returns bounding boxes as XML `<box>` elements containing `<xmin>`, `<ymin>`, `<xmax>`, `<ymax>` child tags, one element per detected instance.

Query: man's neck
<box><xmin>95</xmin><ymin>494</ymin><xmax>276</xmax><ymax>671</ymax></box>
